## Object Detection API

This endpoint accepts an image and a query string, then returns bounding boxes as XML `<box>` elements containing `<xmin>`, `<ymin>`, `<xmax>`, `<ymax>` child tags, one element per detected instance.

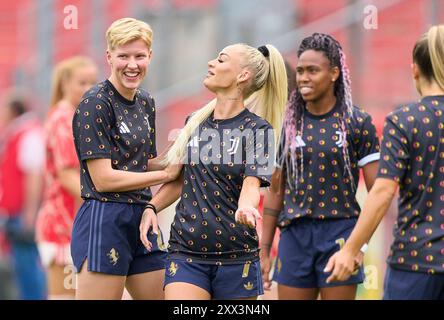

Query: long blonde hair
<box><xmin>167</xmin><ymin>44</ymin><xmax>288</xmax><ymax>164</ymax></box>
<box><xmin>413</xmin><ymin>25</ymin><xmax>444</xmax><ymax>91</ymax></box>
<box><xmin>50</xmin><ymin>56</ymin><xmax>95</xmax><ymax>107</ymax></box>
<box><xmin>428</xmin><ymin>25</ymin><xmax>444</xmax><ymax>90</ymax></box>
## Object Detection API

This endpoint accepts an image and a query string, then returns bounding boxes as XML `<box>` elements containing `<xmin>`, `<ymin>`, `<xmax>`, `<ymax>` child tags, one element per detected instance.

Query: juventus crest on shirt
<box><xmin>169</xmin><ymin>108</ymin><xmax>275</xmax><ymax>265</ymax></box>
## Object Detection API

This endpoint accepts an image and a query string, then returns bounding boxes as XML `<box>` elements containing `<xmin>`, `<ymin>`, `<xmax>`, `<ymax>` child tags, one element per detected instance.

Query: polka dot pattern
<box><xmin>378</xmin><ymin>96</ymin><xmax>444</xmax><ymax>273</ymax></box>
<box><xmin>73</xmin><ymin>80</ymin><xmax>157</xmax><ymax>204</ymax></box>
<box><xmin>168</xmin><ymin>109</ymin><xmax>273</xmax><ymax>265</ymax></box>
<box><xmin>279</xmin><ymin>106</ymin><xmax>380</xmax><ymax>227</ymax></box>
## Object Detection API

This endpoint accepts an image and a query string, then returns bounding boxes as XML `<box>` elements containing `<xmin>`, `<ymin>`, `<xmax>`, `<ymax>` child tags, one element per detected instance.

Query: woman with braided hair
<box><xmin>260</xmin><ymin>33</ymin><xmax>380</xmax><ymax>299</ymax></box>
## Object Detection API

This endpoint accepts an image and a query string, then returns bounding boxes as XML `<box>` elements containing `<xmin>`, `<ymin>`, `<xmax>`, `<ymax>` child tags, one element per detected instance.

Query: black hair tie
<box><xmin>258</xmin><ymin>45</ymin><xmax>269</xmax><ymax>58</ymax></box>
<box><xmin>144</xmin><ymin>203</ymin><xmax>157</xmax><ymax>215</ymax></box>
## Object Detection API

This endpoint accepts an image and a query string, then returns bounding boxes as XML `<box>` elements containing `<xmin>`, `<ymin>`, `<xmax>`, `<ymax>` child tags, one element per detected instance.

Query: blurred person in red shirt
<box><xmin>36</xmin><ymin>56</ymin><xmax>97</xmax><ymax>299</ymax></box>
<box><xmin>0</xmin><ymin>92</ymin><xmax>47</xmax><ymax>299</ymax></box>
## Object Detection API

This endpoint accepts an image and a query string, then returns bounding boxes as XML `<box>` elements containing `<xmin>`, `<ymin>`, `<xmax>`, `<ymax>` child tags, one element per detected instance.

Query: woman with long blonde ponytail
<box><xmin>166</xmin><ymin>44</ymin><xmax>287</xmax><ymax>165</ymax></box>
<box><xmin>325</xmin><ymin>25</ymin><xmax>444</xmax><ymax>300</ymax></box>
<box><xmin>140</xmin><ymin>43</ymin><xmax>287</xmax><ymax>300</ymax></box>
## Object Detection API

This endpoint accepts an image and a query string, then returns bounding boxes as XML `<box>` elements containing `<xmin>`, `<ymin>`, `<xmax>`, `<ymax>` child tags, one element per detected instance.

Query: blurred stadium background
<box><xmin>0</xmin><ymin>0</ymin><xmax>443</xmax><ymax>299</ymax></box>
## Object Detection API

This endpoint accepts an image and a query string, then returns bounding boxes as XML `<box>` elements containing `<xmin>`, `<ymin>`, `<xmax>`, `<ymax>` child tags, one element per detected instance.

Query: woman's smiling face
<box><xmin>296</xmin><ymin>49</ymin><xmax>339</xmax><ymax>103</ymax></box>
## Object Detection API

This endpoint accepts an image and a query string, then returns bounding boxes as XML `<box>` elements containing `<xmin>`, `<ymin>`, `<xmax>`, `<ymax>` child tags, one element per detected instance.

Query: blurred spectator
<box><xmin>285</xmin><ymin>59</ymin><xmax>297</xmax><ymax>96</ymax></box>
<box><xmin>0</xmin><ymin>217</ymin><xmax>16</xmax><ymax>299</ymax></box>
<box><xmin>0</xmin><ymin>92</ymin><xmax>47</xmax><ymax>300</ymax></box>
<box><xmin>36</xmin><ymin>56</ymin><xmax>97</xmax><ymax>299</ymax></box>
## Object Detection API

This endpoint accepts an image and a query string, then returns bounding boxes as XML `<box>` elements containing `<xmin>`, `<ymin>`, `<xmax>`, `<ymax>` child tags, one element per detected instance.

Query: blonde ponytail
<box><xmin>246</xmin><ymin>44</ymin><xmax>288</xmax><ymax>149</ymax></box>
<box><xmin>166</xmin><ymin>43</ymin><xmax>288</xmax><ymax>165</ymax></box>
<box><xmin>50</xmin><ymin>56</ymin><xmax>95</xmax><ymax>107</ymax></box>
<box><xmin>166</xmin><ymin>99</ymin><xmax>216</xmax><ymax>164</ymax></box>
<box><xmin>427</xmin><ymin>25</ymin><xmax>444</xmax><ymax>91</ymax></box>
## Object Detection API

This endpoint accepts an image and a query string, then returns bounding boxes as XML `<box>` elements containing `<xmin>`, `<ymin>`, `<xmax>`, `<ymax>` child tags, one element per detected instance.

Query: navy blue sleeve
<box><xmin>355</xmin><ymin>112</ymin><xmax>380</xmax><ymax>167</ymax></box>
<box><xmin>74</xmin><ymin>96</ymin><xmax>113</xmax><ymax>161</ymax></box>
<box><xmin>377</xmin><ymin>113</ymin><xmax>410</xmax><ymax>183</ymax></box>
<box><xmin>146</xmin><ymin>95</ymin><xmax>157</xmax><ymax>158</ymax></box>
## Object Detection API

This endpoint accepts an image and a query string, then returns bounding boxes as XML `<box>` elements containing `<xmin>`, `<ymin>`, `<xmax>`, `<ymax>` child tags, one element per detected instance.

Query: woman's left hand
<box><xmin>139</xmin><ymin>208</ymin><xmax>159</xmax><ymax>251</ymax></box>
<box><xmin>324</xmin><ymin>248</ymin><xmax>362</xmax><ymax>283</ymax></box>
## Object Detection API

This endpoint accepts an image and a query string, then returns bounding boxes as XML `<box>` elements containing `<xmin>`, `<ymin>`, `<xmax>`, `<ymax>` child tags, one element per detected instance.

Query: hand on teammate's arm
<box><xmin>146</xmin><ymin>157</ymin><xmax>165</xmax><ymax>171</ymax></box>
<box><xmin>324</xmin><ymin>178</ymin><xmax>398</xmax><ymax>283</ymax></box>
<box><xmin>147</xmin><ymin>141</ymin><xmax>174</xmax><ymax>171</ymax></box>
<box><xmin>87</xmin><ymin>158</ymin><xmax>182</xmax><ymax>193</ymax></box>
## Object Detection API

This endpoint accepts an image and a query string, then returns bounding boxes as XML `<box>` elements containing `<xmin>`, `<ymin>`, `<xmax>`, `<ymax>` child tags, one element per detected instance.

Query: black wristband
<box><xmin>144</xmin><ymin>203</ymin><xmax>157</xmax><ymax>215</ymax></box>
<box><xmin>263</xmin><ymin>207</ymin><xmax>280</xmax><ymax>217</ymax></box>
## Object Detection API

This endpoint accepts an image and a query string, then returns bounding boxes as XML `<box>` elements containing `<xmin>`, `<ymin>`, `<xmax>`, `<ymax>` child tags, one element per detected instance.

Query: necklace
<box><xmin>211</xmin><ymin>108</ymin><xmax>246</xmax><ymax>129</ymax></box>
<box><xmin>211</xmin><ymin>117</ymin><xmax>222</xmax><ymax>129</ymax></box>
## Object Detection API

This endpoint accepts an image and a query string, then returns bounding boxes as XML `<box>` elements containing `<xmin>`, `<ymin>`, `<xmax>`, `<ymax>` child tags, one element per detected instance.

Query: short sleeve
<box><xmin>146</xmin><ymin>95</ymin><xmax>157</xmax><ymax>159</ymax></box>
<box><xmin>243</xmin><ymin>122</ymin><xmax>275</xmax><ymax>187</ymax></box>
<box><xmin>377</xmin><ymin>114</ymin><xmax>410</xmax><ymax>182</ymax></box>
<box><xmin>356</xmin><ymin>114</ymin><xmax>380</xmax><ymax>167</ymax></box>
<box><xmin>73</xmin><ymin>96</ymin><xmax>113</xmax><ymax>161</ymax></box>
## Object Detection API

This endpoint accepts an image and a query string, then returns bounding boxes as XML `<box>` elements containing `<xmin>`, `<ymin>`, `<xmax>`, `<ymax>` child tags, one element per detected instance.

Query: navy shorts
<box><xmin>164</xmin><ymin>258</ymin><xmax>264</xmax><ymax>299</ymax></box>
<box><xmin>71</xmin><ymin>199</ymin><xmax>167</xmax><ymax>276</ymax></box>
<box><xmin>273</xmin><ymin>218</ymin><xmax>364</xmax><ymax>288</ymax></box>
<box><xmin>383</xmin><ymin>266</ymin><xmax>444</xmax><ymax>300</ymax></box>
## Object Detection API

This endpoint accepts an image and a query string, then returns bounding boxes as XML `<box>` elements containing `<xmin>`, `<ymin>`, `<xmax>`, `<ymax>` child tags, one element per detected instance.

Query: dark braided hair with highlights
<box><xmin>279</xmin><ymin>33</ymin><xmax>356</xmax><ymax>191</ymax></box>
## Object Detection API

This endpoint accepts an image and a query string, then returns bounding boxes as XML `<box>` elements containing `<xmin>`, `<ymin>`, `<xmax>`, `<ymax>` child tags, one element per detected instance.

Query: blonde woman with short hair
<box><xmin>71</xmin><ymin>18</ymin><xmax>181</xmax><ymax>300</ymax></box>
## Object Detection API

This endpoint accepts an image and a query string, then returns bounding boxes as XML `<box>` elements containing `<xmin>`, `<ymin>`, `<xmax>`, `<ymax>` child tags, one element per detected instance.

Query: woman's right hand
<box><xmin>139</xmin><ymin>208</ymin><xmax>159</xmax><ymax>251</ymax></box>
